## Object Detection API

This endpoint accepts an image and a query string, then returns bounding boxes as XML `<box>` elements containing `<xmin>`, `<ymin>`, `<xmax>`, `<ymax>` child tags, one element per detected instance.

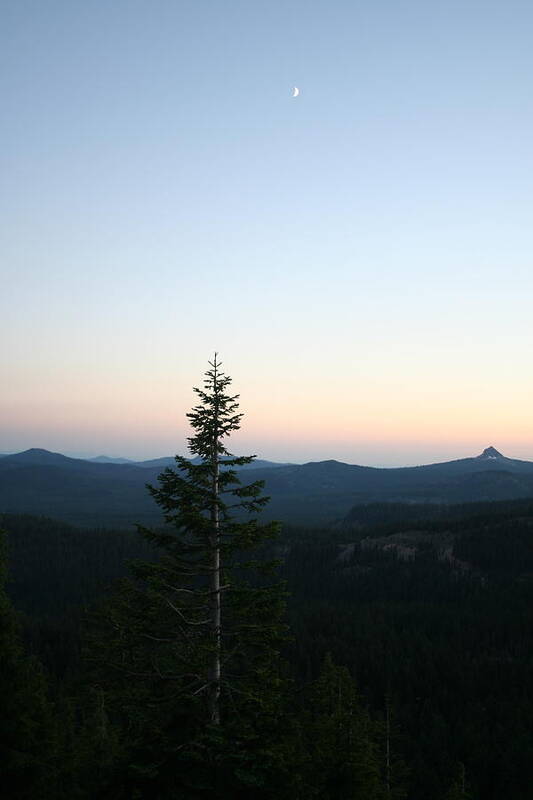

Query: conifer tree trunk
<box><xmin>208</xmin><ymin>357</ymin><xmax>221</xmax><ymax>725</ymax></box>
<box><xmin>385</xmin><ymin>696</ymin><xmax>391</xmax><ymax>796</ymax></box>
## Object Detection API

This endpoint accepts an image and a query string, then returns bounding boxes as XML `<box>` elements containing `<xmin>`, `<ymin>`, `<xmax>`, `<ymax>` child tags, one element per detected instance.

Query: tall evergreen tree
<box><xmin>380</xmin><ymin>695</ymin><xmax>409</xmax><ymax>799</ymax></box>
<box><xmin>444</xmin><ymin>763</ymin><xmax>472</xmax><ymax>800</ymax></box>
<box><xmin>300</xmin><ymin>653</ymin><xmax>385</xmax><ymax>800</ymax></box>
<box><xmin>88</xmin><ymin>355</ymin><xmax>288</xmax><ymax>797</ymax></box>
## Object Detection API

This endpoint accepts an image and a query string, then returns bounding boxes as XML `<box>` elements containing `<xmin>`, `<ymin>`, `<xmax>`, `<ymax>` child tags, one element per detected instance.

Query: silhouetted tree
<box><xmin>88</xmin><ymin>355</ymin><xmax>288</xmax><ymax>797</ymax></box>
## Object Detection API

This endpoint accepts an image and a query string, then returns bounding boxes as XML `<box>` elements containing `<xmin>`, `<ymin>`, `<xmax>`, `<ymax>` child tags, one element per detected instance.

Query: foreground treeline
<box><xmin>286</xmin><ymin>512</ymin><xmax>533</xmax><ymax>799</ymax></box>
<box><xmin>4</xmin><ymin>499</ymin><xmax>533</xmax><ymax>798</ymax></box>
<box><xmin>1</xmin><ymin>527</ymin><xmax>396</xmax><ymax>798</ymax></box>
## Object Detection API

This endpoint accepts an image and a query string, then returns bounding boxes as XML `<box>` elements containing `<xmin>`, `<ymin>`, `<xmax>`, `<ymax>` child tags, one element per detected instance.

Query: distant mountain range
<box><xmin>0</xmin><ymin>451</ymin><xmax>289</xmax><ymax>470</ymax></box>
<box><xmin>81</xmin><ymin>453</ymin><xmax>291</xmax><ymax>470</ymax></box>
<box><xmin>1</xmin><ymin>445</ymin><xmax>533</xmax><ymax>527</ymax></box>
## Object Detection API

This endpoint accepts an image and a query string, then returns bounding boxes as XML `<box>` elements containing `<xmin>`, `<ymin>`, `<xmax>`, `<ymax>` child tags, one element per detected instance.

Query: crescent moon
<box><xmin>292</xmin><ymin>87</ymin><xmax>300</xmax><ymax>97</ymax></box>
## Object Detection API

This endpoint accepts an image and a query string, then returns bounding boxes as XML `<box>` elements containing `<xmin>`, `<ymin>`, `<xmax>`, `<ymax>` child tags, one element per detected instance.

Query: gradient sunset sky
<box><xmin>2</xmin><ymin>0</ymin><xmax>533</xmax><ymax>465</ymax></box>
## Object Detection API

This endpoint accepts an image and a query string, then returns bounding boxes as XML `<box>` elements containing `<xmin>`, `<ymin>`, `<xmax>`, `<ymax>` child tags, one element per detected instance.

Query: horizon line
<box><xmin>0</xmin><ymin>444</ymin><xmax>525</xmax><ymax>471</ymax></box>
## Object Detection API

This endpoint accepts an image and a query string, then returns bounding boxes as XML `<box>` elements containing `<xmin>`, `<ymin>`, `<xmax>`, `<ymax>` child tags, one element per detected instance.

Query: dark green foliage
<box><xmin>284</xmin><ymin>509</ymin><xmax>533</xmax><ymax>799</ymax></box>
<box><xmin>1</xmin><ymin>513</ymin><xmax>157</xmax><ymax>680</ymax></box>
<box><xmin>5</xmin><ymin>488</ymin><xmax>533</xmax><ymax>797</ymax></box>
<box><xmin>298</xmin><ymin>654</ymin><xmax>384</xmax><ymax>799</ymax></box>
<box><xmin>443</xmin><ymin>763</ymin><xmax>472</xmax><ymax>799</ymax></box>
<box><xmin>0</xmin><ymin>529</ymin><xmax>56</xmax><ymax>798</ymax></box>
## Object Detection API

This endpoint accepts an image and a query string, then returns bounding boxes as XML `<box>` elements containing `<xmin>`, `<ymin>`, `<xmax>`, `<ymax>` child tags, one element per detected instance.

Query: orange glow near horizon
<box><xmin>3</xmin><ymin>373</ymin><xmax>533</xmax><ymax>465</ymax></box>
<box><xmin>3</xmin><ymin>326</ymin><xmax>533</xmax><ymax>465</ymax></box>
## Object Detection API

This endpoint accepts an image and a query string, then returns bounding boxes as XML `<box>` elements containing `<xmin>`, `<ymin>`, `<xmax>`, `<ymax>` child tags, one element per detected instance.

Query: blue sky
<box><xmin>2</xmin><ymin>0</ymin><xmax>533</xmax><ymax>464</ymax></box>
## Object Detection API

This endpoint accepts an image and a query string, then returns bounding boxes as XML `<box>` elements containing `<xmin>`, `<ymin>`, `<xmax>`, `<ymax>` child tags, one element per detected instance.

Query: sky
<box><xmin>2</xmin><ymin>0</ymin><xmax>533</xmax><ymax>466</ymax></box>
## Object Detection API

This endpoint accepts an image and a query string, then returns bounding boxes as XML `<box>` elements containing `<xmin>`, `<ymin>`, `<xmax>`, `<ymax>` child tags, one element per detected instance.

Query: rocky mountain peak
<box><xmin>478</xmin><ymin>446</ymin><xmax>505</xmax><ymax>460</ymax></box>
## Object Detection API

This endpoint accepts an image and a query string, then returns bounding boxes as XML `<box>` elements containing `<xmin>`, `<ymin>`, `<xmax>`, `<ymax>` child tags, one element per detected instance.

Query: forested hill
<box><xmin>3</xmin><ymin>499</ymin><xmax>533</xmax><ymax>799</ymax></box>
<box><xmin>0</xmin><ymin>449</ymin><xmax>290</xmax><ymax>527</ymax></box>
<box><xmin>2</xmin><ymin>446</ymin><xmax>533</xmax><ymax>526</ymax></box>
<box><xmin>285</xmin><ymin>502</ymin><xmax>533</xmax><ymax>800</ymax></box>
